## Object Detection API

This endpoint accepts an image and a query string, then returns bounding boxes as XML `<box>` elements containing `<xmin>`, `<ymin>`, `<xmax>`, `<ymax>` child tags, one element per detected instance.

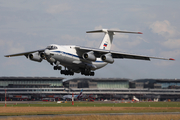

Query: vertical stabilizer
<box><xmin>99</xmin><ymin>29</ymin><xmax>114</xmax><ymax>50</ymax></box>
<box><xmin>86</xmin><ymin>29</ymin><xmax>142</xmax><ymax>50</ymax></box>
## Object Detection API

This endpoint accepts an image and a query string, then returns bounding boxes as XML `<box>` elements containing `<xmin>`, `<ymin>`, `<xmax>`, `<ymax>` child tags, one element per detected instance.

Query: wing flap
<box><xmin>112</xmin><ymin>53</ymin><xmax>150</xmax><ymax>60</ymax></box>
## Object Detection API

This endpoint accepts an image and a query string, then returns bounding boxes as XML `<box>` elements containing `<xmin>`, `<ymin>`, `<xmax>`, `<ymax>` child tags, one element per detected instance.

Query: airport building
<box><xmin>0</xmin><ymin>77</ymin><xmax>180</xmax><ymax>101</ymax></box>
<box><xmin>63</xmin><ymin>78</ymin><xmax>129</xmax><ymax>89</ymax></box>
<box><xmin>0</xmin><ymin>77</ymin><xmax>65</xmax><ymax>101</ymax></box>
<box><xmin>0</xmin><ymin>77</ymin><xmax>64</xmax><ymax>88</ymax></box>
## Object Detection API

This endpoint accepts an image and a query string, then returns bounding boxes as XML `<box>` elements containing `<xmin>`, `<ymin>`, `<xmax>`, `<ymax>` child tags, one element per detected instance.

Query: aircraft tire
<box><xmin>54</xmin><ymin>66</ymin><xmax>57</xmax><ymax>70</ymax></box>
<box><xmin>90</xmin><ymin>72</ymin><xmax>95</xmax><ymax>76</ymax></box>
<box><xmin>57</xmin><ymin>66</ymin><xmax>62</xmax><ymax>70</ymax></box>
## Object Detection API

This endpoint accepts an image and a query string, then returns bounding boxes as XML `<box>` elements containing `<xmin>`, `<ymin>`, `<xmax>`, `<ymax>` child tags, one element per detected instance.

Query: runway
<box><xmin>0</xmin><ymin>112</ymin><xmax>180</xmax><ymax>119</ymax></box>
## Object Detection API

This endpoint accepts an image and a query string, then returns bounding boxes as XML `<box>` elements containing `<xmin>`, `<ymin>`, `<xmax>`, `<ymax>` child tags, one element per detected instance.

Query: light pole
<box><xmin>72</xmin><ymin>93</ymin><xmax>74</xmax><ymax>105</ymax></box>
<box><xmin>5</xmin><ymin>89</ymin><xmax>6</xmax><ymax>107</ymax></box>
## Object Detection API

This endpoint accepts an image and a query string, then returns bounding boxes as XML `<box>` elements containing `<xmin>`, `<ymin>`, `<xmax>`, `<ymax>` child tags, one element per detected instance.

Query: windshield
<box><xmin>46</xmin><ymin>45</ymin><xmax>58</xmax><ymax>50</ymax></box>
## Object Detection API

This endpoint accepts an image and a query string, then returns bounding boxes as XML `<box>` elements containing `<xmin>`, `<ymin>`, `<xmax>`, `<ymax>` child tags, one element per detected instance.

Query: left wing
<box><xmin>4</xmin><ymin>49</ymin><xmax>45</xmax><ymax>58</ymax></box>
<box><xmin>75</xmin><ymin>46</ymin><xmax>175</xmax><ymax>61</ymax></box>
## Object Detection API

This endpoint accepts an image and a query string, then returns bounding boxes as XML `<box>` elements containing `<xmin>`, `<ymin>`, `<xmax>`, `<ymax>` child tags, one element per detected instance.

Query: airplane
<box><xmin>62</xmin><ymin>89</ymin><xmax>83</xmax><ymax>100</ymax></box>
<box><xmin>4</xmin><ymin>29</ymin><xmax>175</xmax><ymax>76</ymax></box>
<box><xmin>81</xmin><ymin>94</ymin><xmax>96</xmax><ymax>101</ymax></box>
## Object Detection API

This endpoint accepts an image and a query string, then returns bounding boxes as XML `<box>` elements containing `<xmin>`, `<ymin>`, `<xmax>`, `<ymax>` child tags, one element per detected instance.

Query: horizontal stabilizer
<box><xmin>86</xmin><ymin>29</ymin><xmax>142</xmax><ymax>34</ymax></box>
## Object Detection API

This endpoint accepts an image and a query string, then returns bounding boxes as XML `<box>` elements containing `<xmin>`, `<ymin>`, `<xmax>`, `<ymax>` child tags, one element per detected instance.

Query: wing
<box><xmin>4</xmin><ymin>49</ymin><xmax>45</xmax><ymax>58</ymax></box>
<box><xmin>75</xmin><ymin>46</ymin><xmax>175</xmax><ymax>61</ymax></box>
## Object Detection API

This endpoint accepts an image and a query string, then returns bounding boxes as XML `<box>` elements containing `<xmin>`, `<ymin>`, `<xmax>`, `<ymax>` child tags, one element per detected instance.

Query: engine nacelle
<box><xmin>101</xmin><ymin>53</ymin><xmax>114</xmax><ymax>64</ymax></box>
<box><xmin>82</xmin><ymin>51</ymin><xmax>96</xmax><ymax>61</ymax></box>
<box><xmin>40</xmin><ymin>49</ymin><xmax>50</xmax><ymax>59</ymax></box>
<box><xmin>40</xmin><ymin>52</ymin><xmax>45</xmax><ymax>59</ymax></box>
<box><xmin>29</xmin><ymin>52</ymin><xmax>42</xmax><ymax>62</ymax></box>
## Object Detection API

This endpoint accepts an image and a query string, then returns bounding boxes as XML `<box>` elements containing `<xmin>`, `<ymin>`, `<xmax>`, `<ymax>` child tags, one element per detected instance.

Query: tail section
<box><xmin>86</xmin><ymin>29</ymin><xmax>142</xmax><ymax>50</ymax></box>
<box><xmin>76</xmin><ymin>89</ymin><xmax>83</xmax><ymax>99</ymax></box>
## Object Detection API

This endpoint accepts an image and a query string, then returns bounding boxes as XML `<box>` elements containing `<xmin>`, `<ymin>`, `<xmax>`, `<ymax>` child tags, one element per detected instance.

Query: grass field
<box><xmin>0</xmin><ymin>101</ymin><xmax>180</xmax><ymax>107</ymax></box>
<box><xmin>0</xmin><ymin>101</ymin><xmax>180</xmax><ymax>116</ymax></box>
<box><xmin>0</xmin><ymin>101</ymin><xmax>180</xmax><ymax>120</ymax></box>
<box><xmin>1</xmin><ymin>114</ymin><xmax>180</xmax><ymax>120</ymax></box>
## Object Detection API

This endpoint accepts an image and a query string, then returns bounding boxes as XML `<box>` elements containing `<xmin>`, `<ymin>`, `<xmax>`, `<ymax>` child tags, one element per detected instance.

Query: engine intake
<box><xmin>82</xmin><ymin>51</ymin><xmax>96</xmax><ymax>61</ymax></box>
<box><xmin>101</xmin><ymin>53</ymin><xmax>114</xmax><ymax>63</ymax></box>
<box><xmin>40</xmin><ymin>52</ymin><xmax>45</xmax><ymax>59</ymax></box>
<box><xmin>29</xmin><ymin>52</ymin><xmax>42</xmax><ymax>62</ymax></box>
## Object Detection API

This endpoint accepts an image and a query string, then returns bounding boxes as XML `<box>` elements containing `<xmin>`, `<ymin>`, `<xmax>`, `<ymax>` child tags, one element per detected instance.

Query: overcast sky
<box><xmin>0</xmin><ymin>0</ymin><xmax>180</xmax><ymax>80</ymax></box>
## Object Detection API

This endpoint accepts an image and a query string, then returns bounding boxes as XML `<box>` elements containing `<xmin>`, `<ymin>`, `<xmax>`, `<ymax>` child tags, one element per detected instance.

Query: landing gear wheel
<box><xmin>54</xmin><ymin>66</ymin><xmax>62</xmax><ymax>70</ymax></box>
<box><xmin>60</xmin><ymin>70</ymin><xmax>74</xmax><ymax>76</ymax></box>
<box><xmin>81</xmin><ymin>69</ymin><xmax>95</xmax><ymax>76</ymax></box>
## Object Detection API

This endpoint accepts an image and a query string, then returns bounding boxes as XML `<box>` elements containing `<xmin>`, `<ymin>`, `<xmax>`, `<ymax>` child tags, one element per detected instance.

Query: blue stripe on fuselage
<box><xmin>52</xmin><ymin>51</ymin><xmax>104</xmax><ymax>63</ymax></box>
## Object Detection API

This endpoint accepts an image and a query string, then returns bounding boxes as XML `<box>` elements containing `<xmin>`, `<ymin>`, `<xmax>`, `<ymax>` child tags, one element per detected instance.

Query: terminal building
<box><xmin>0</xmin><ymin>77</ymin><xmax>64</xmax><ymax>88</ymax></box>
<box><xmin>63</xmin><ymin>78</ymin><xmax>129</xmax><ymax>89</ymax></box>
<box><xmin>0</xmin><ymin>77</ymin><xmax>180</xmax><ymax>101</ymax></box>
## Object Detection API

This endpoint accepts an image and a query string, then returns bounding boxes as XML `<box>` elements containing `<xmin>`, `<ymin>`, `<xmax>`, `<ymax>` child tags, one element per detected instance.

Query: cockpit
<box><xmin>46</xmin><ymin>45</ymin><xmax>58</xmax><ymax>50</ymax></box>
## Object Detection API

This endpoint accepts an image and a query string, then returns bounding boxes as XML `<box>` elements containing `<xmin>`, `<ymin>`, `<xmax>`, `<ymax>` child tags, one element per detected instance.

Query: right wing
<box><xmin>111</xmin><ymin>51</ymin><xmax>175</xmax><ymax>61</ymax></box>
<box><xmin>75</xmin><ymin>46</ymin><xmax>175</xmax><ymax>61</ymax></box>
<box><xmin>4</xmin><ymin>49</ymin><xmax>45</xmax><ymax>58</ymax></box>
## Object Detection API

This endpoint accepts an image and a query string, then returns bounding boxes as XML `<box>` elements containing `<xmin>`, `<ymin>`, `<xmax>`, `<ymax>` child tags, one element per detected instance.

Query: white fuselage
<box><xmin>49</xmin><ymin>44</ymin><xmax>108</xmax><ymax>73</ymax></box>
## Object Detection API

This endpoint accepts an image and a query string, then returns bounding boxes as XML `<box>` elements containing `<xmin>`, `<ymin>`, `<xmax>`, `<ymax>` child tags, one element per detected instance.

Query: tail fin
<box><xmin>76</xmin><ymin>89</ymin><xmax>83</xmax><ymax>99</ymax></box>
<box><xmin>86</xmin><ymin>29</ymin><xmax>142</xmax><ymax>50</ymax></box>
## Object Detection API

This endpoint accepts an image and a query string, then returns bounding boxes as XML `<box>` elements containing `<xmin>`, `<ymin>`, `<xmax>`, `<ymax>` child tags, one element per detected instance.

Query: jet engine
<box><xmin>82</xmin><ymin>51</ymin><xmax>96</xmax><ymax>61</ymax></box>
<box><xmin>40</xmin><ymin>52</ymin><xmax>45</xmax><ymax>59</ymax></box>
<box><xmin>40</xmin><ymin>49</ymin><xmax>55</xmax><ymax>64</ymax></box>
<box><xmin>40</xmin><ymin>49</ymin><xmax>50</xmax><ymax>59</ymax></box>
<box><xmin>28</xmin><ymin>52</ymin><xmax>42</xmax><ymax>62</ymax></box>
<box><xmin>101</xmin><ymin>53</ymin><xmax>114</xmax><ymax>63</ymax></box>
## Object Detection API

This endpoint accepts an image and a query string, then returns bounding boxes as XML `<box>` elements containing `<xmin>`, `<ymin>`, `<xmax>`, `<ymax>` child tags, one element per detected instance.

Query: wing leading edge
<box><xmin>75</xmin><ymin>46</ymin><xmax>175</xmax><ymax>61</ymax></box>
<box><xmin>4</xmin><ymin>49</ymin><xmax>45</xmax><ymax>58</ymax></box>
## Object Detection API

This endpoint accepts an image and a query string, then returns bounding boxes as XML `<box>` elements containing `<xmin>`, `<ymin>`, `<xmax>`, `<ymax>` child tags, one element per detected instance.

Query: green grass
<box><xmin>0</xmin><ymin>102</ymin><xmax>180</xmax><ymax>116</ymax></box>
<box><xmin>0</xmin><ymin>101</ymin><xmax>180</xmax><ymax>107</ymax></box>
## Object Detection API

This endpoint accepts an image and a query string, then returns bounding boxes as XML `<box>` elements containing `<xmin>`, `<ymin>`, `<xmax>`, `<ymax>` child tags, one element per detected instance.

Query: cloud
<box><xmin>0</xmin><ymin>39</ymin><xmax>5</xmax><ymax>46</ymax></box>
<box><xmin>0</xmin><ymin>40</ymin><xmax>25</xmax><ymax>54</ymax></box>
<box><xmin>162</xmin><ymin>39</ymin><xmax>180</xmax><ymax>49</ymax></box>
<box><xmin>59</xmin><ymin>34</ymin><xmax>95</xmax><ymax>47</ymax></box>
<box><xmin>150</xmin><ymin>20</ymin><xmax>180</xmax><ymax>49</ymax></box>
<box><xmin>160</xmin><ymin>50</ymin><xmax>180</xmax><ymax>59</ymax></box>
<box><xmin>149</xmin><ymin>20</ymin><xmax>177</xmax><ymax>38</ymax></box>
<box><xmin>46</xmin><ymin>3</ymin><xmax>71</xmax><ymax>14</ymax></box>
<box><xmin>154</xmin><ymin>60</ymin><xmax>175</xmax><ymax>66</ymax></box>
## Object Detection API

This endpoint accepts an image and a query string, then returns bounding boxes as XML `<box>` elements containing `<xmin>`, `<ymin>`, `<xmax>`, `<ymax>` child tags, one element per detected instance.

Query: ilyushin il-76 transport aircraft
<box><xmin>5</xmin><ymin>29</ymin><xmax>175</xmax><ymax>76</ymax></box>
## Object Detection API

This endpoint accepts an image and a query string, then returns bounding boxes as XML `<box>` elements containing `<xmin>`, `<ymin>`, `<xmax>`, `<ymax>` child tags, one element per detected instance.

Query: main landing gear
<box><xmin>81</xmin><ymin>69</ymin><xmax>95</xmax><ymax>76</ymax></box>
<box><xmin>53</xmin><ymin>66</ymin><xmax>62</xmax><ymax>70</ymax></box>
<box><xmin>60</xmin><ymin>70</ymin><xmax>74</xmax><ymax>76</ymax></box>
<box><xmin>54</xmin><ymin>65</ymin><xmax>74</xmax><ymax>76</ymax></box>
<box><xmin>53</xmin><ymin>66</ymin><xmax>94</xmax><ymax>76</ymax></box>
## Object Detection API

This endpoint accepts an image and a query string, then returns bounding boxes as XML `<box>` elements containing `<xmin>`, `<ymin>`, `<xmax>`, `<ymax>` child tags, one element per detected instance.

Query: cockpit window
<box><xmin>46</xmin><ymin>45</ymin><xmax>57</xmax><ymax>50</ymax></box>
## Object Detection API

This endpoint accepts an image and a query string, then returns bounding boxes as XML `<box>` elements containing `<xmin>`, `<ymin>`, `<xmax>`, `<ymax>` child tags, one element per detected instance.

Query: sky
<box><xmin>0</xmin><ymin>0</ymin><xmax>180</xmax><ymax>80</ymax></box>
